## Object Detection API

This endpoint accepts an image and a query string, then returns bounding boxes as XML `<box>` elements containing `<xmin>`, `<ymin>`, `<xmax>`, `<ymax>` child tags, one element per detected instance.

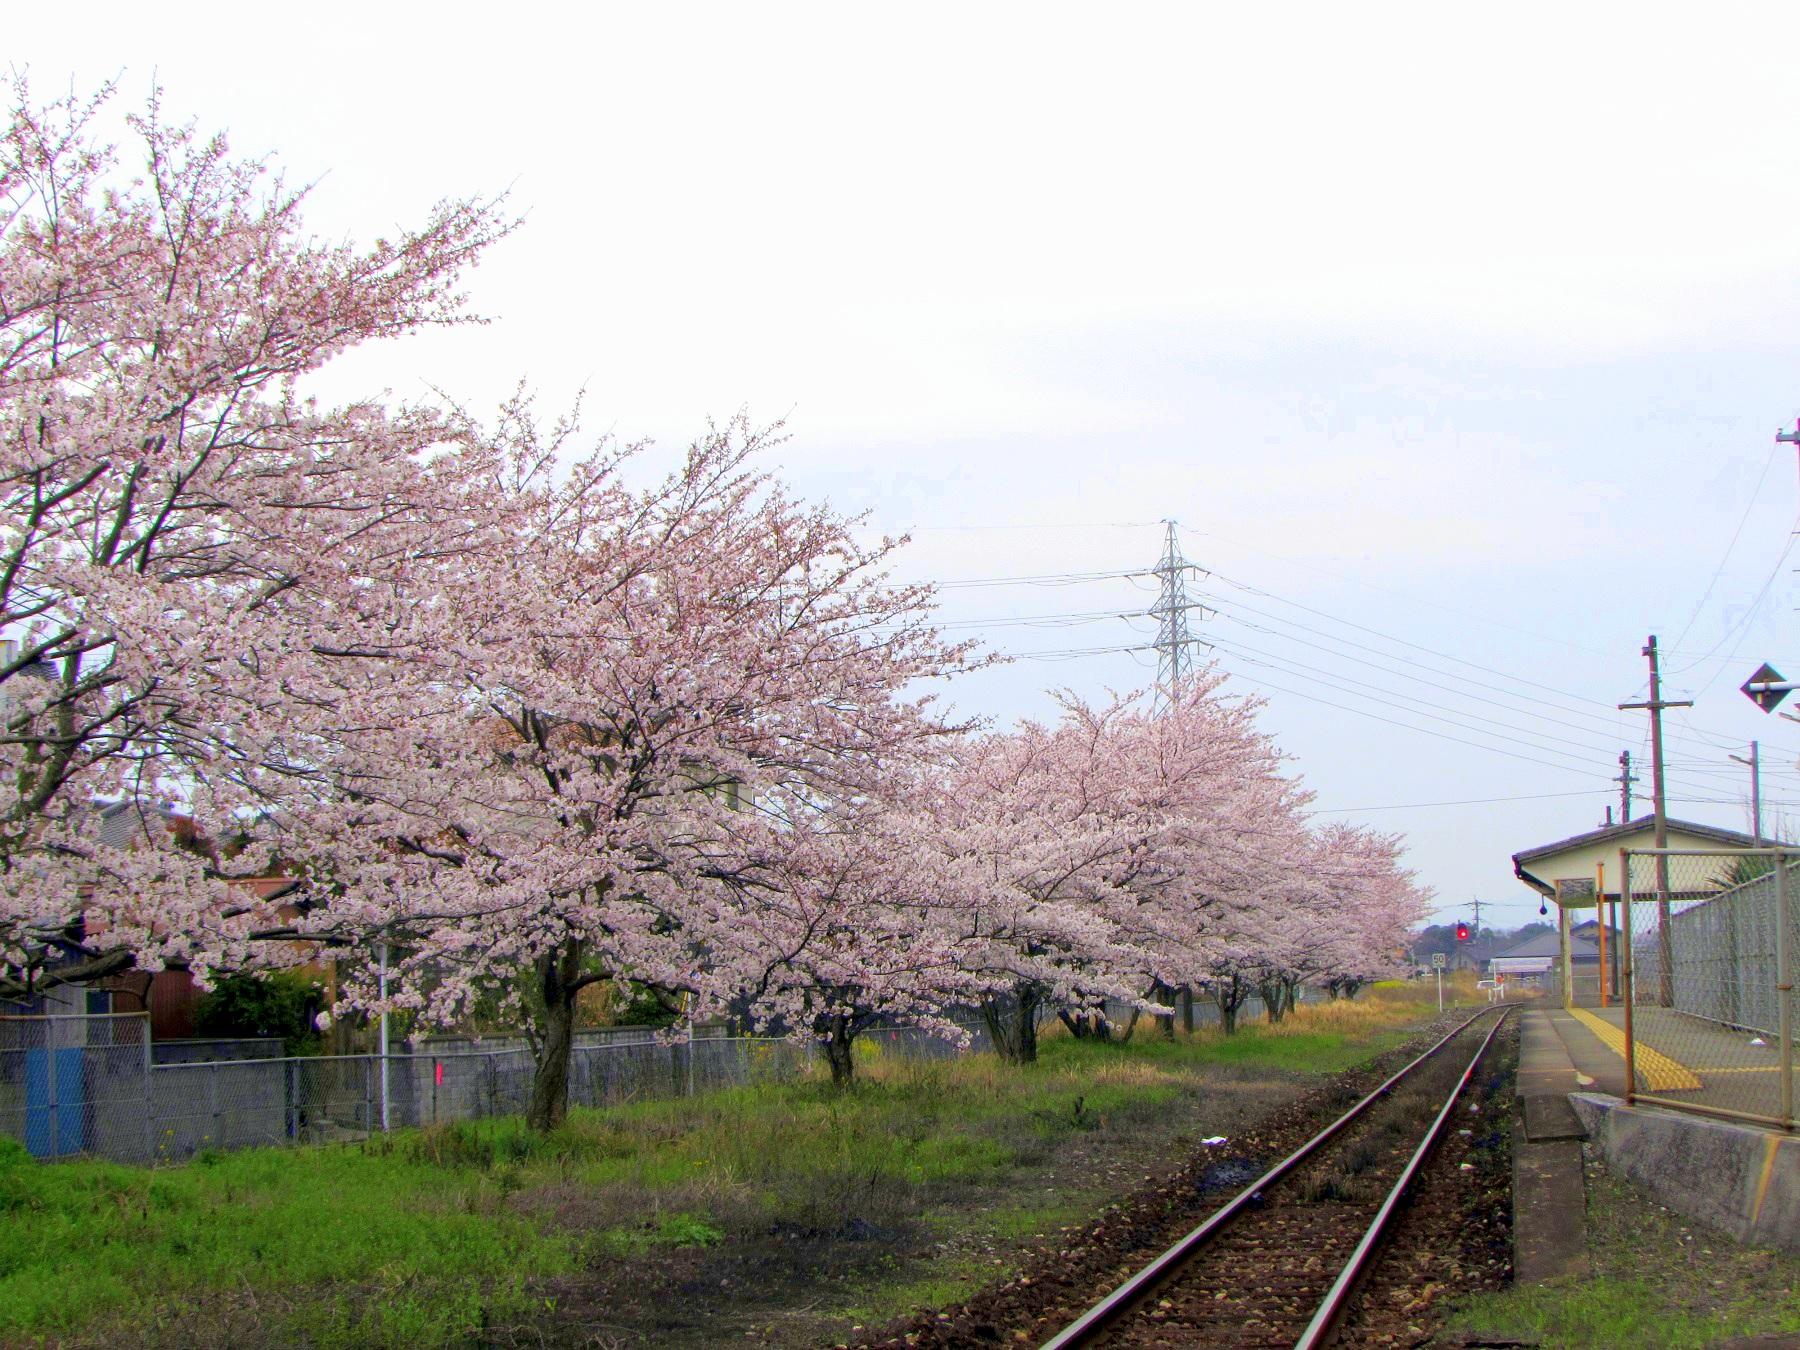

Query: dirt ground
<box><xmin>485</xmin><ymin>1062</ymin><xmax>1313</xmax><ymax>1348</ymax></box>
<box><xmin>837</xmin><ymin>1010</ymin><xmax>1506</xmax><ymax>1350</ymax></box>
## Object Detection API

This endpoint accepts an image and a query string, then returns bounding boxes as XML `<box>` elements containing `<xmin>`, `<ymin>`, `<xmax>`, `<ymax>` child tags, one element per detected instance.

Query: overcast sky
<box><xmin>16</xmin><ymin>3</ymin><xmax>1800</xmax><ymax>929</ymax></box>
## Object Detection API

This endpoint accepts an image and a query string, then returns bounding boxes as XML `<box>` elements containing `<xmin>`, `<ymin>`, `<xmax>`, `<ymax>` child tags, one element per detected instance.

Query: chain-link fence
<box><xmin>1617</xmin><ymin>847</ymin><xmax>1797</xmax><ymax>1129</ymax></box>
<box><xmin>2</xmin><ymin>1015</ymin><xmax>996</xmax><ymax>1165</ymax></box>
<box><xmin>0</xmin><ymin>1013</ymin><xmax>152</xmax><ymax>1160</ymax></box>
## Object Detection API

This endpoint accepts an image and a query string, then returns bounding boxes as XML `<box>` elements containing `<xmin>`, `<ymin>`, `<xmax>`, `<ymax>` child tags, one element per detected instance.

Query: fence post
<box><xmin>1620</xmin><ymin>849</ymin><xmax>1636</xmax><ymax>1105</ymax></box>
<box><xmin>378</xmin><ymin>943</ymin><xmax>390</xmax><ymax>1132</ymax></box>
<box><xmin>142</xmin><ymin>1015</ymin><xmax>154</xmax><ymax>1164</ymax></box>
<box><xmin>1778</xmin><ymin>852</ymin><xmax>1793</xmax><ymax>1130</ymax></box>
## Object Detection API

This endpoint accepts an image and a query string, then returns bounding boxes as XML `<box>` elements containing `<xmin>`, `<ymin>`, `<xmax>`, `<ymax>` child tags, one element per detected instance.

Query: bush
<box><xmin>194</xmin><ymin>972</ymin><xmax>326</xmax><ymax>1055</ymax></box>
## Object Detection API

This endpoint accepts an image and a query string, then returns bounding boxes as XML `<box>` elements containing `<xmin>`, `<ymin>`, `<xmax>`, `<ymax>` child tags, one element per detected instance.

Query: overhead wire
<box><xmin>1311</xmin><ymin>789</ymin><xmax>1608</xmax><ymax>814</ymax></box>
<box><xmin>1204</xmin><ymin>637</ymin><xmax>1615</xmax><ymax>777</ymax></box>
<box><xmin>1201</xmin><ymin>599</ymin><xmax>1636</xmax><ymax>758</ymax></box>
<box><xmin>1666</xmin><ymin>445</ymin><xmax>1782</xmax><ymax>655</ymax></box>
<box><xmin>1174</xmin><ymin>522</ymin><xmax>1621</xmax><ymax>659</ymax></box>
<box><xmin>893</xmin><ymin>529</ymin><xmax>1792</xmax><ymax>807</ymax></box>
<box><xmin>1198</xmin><ymin>569</ymin><xmax>1760</xmax><ymax>759</ymax></box>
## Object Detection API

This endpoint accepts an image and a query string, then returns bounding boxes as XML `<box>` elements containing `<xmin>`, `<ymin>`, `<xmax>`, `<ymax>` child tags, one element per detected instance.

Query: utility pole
<box><xmin>1150</xmin><ymin>520</ymin><xmax>1201</xmax><ymax>711</ymax></box>
<box><xmin>1616</xmin><ymin>750</ymin><xmax>1637</xmax><ymax>821</ymax></box>
<box><xmin>1470</xmin><ymin>896</ymin><xmax>1484</xmax><ymax>938</ymax></box>
<box><xmin>1620</xmin><ymin>635</ymin><xmax>1693</xmax><ymax>1006</ymax></box>
<box><xmin>1778</xmin><ymin>418</ymin><xmax>1800</xmax><ymax>487</ymax></box>
<box><xmin>1731</xmin><ymin>741</ymin><xmax>1764</xmax><ymax>846</ymax></box>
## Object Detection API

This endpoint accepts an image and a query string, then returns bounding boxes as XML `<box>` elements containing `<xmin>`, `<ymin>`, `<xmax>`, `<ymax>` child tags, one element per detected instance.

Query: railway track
<box><xmin>1040</xmin><ymin>1006</ymin><xmax>1510</xmax><ymax>1350</ymax></box>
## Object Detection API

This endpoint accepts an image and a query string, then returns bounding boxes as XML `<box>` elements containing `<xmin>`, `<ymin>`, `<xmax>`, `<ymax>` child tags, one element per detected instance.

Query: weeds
<box><xmin>0</xmin><ymin>984</ymin><xmax>1450</xmax><ymax>1345</ymax></box>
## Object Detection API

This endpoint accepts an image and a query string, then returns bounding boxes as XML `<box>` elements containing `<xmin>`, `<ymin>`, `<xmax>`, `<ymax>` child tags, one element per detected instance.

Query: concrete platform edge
<box><xmin>1571</xmin><ymin>1092</ymin><xmax>1800</xmax><ymax>1252</ymax></box>
<box><xmin>1513</xmin><ymin>1008</ymin><xmax>1589</xmax><ymax>1282</ymax></box>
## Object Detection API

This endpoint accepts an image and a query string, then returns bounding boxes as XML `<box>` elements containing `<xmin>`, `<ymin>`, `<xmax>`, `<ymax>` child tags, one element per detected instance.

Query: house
<box><xmin>29</xmin><ymin>801</ymin><xmax>317</xmax><ymax>1041</ymax></box>
<box><xmin>1488</xmin><ymin>929</ymin><xmax>1600</xmax><ymax>993</ymax></box>
<box><xmin>1511</xmin><ymin>814</ymin><xmax>1763</xmax><ymax>1007</ymax></box>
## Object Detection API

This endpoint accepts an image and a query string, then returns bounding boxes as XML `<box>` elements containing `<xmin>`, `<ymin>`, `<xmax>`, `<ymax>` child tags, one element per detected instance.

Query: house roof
<box><xmin>1513</xmin><ymin>815</ymin><xmax>1765</xmax><ymax>867</ymax></box>
<box><xmin>1495</xmin><ymin>930</ymin><xmax>1599</xmax><ymax>961</ymax></box>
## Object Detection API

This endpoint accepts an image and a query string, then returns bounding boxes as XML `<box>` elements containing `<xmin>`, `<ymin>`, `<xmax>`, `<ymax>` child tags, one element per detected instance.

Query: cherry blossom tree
<box><xmin>933</xmin><ymin>676</ymin><xmax>1307</xmax><ymax>1060</ymax></box>
<box><xmin>0</xmin><ymin>78</ymin><xmax>513</xmax><ymax>1001</ymax></box>
<box><xmin>249</xmin><ymin>404</ymin><xmax>977</xmax><ymax>1127</ymax></box>
<box><xmin>727</xmin><ymin>782</ymin><xmax>987</xmax><ymax>1087</ymax></box>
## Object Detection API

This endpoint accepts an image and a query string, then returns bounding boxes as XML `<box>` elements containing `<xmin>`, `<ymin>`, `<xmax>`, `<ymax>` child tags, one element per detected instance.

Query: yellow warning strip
<box><xmin>1692</xmin><ymin>1065</ymin><xmax>1785</xmax><ymax>1075</ymax></box>
<box><xmin>1567</xmin><ymin>1007</ymin><xmax>1703</xmax><ymax>1091</ymax></box>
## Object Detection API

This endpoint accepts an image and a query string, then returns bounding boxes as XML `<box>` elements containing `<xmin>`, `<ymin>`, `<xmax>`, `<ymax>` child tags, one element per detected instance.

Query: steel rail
<box><xmin>1039</xmin><ymin>1004</ymin><xmax>1507</xmax><ymax>1350</ymax></box>
<box><xmin>1294</xmin><ymin>1006</ymin><xmax>1509</xmax><ymax>1349</ymax></box>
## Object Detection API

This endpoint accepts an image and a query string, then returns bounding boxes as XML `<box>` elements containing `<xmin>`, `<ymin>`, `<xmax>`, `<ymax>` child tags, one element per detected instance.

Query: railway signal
<box><xmin>1455</xmin><ymin>922</ymin><xmax>1470</xmax><ymax>942</ymax></box>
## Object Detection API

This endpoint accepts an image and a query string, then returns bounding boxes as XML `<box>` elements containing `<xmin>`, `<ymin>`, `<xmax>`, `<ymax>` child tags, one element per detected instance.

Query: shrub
<box><xmin>194</xmin><ymin>972</ymin><xmax>326</xmax><ymax>1055</ymax></box>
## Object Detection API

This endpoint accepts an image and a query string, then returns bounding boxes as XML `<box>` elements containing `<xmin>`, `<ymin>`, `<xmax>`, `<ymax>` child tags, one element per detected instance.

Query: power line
<box><xmin>1200</xmin><ymin>570</ymin><xmax>1752</xmax><ymax>758</ymax></box>
<box><xmin>1203</xmin><ymin>602</ymin><xmax>1633</xmax><ymax>758</ymax></box>
<box><xmin>1204</xmin><ymin>657</ymin><xmax>1616</xmax><ymax>781</ymax></box>
<box><xmin>1004</xmin><ymin>642</ymin><xmax>1158</xmax><ymax>663</ymax></box>
<box><xmin>1206</xmin><ymin>568</ymin><xmax>1635</xmax><ymax>715</ymax></box>
<box><xmin>1668</xmin><ymin>516</ymin><xmax>1800</xmax><ymax>686</ymax></box>
<box><xmin>1312</xmin><ymin>789</ymin><xmax>1606</xmax><ymax>814</ymax></box>
<box><xmin>931</xmin><ymin>568</ymin><xmax>1150</xmax><ymax>590</ymax></box>
<box><xmin>1666</xmin><ymin>445</ymin><xmax>1782</xmax><ymax>655</ymax></box>
<box><xmin>1207</xmin><ymin>639</ymin><xmax>1612</xmax><ymax>776</ymax></box>
<box><xmin>903</xmin><ymin>520</ymin><xmax>1162</xmax><ymax>533</ymax></box>
<box><xmin>1176</xmin><ymin>523</ymin><xmax>1619</xmax><ymax>659</ymax></box>
<box><xmin>1206</xmin><ymin>633</ymin><xmax>1621</xmax><ymax>766</ymax></box>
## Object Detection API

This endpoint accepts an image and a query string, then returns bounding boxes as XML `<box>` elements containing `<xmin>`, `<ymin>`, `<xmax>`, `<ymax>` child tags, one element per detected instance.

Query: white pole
<box><xmin>1436</xmin><ymin>967</ymin><xmax>1443</xmax><ymax>1012</ymax></box>
<box><xmin>378</xmin><ymin>942</ymin><xmax>390</xmax><ymax>1132</ymax></box>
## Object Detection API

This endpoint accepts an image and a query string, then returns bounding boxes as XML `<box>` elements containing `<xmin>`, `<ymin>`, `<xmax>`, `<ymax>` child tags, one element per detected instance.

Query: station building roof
<box><xmin>1512</xmin><ymin>815</ymin><xmax>1767</xmax><ymax>907</ymax></box>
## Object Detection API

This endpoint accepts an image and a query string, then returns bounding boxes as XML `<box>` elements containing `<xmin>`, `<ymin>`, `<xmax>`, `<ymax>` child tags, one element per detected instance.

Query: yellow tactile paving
<box><xmin>1566</xmin><ymin>1006</ymin><xmax>1703</xmax><ymax>1092</ymax></box>
<box><xmin>1693</xmin><ymin>1065</ymin><xmax>1786</xmax><ymax>1075</ymax></box>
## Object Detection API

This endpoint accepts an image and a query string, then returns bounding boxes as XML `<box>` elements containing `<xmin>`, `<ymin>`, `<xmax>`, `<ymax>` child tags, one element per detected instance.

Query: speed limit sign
<box><xmin>1432</xmin><ymin>952</ymin><xmax>1446</xmax><ymax>969</ymax></box>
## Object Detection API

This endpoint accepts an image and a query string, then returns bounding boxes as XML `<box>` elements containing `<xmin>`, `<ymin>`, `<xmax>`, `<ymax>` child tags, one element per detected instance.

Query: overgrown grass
<box><xmin>1449</xmin><ymin>1146</ymin><xmax>1800</xmax><ymax>1347</ymax></box>
<box><xmin>0</xmin><ymin>984</ymin><xmax>1452</xmax><ymax>1346</ymax></box>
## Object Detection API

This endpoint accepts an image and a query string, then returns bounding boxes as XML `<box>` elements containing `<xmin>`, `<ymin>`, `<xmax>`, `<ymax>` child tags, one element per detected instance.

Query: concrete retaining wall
<box><xmin>1572</xmin><ymin>1092</ymin><xmax>1800</xmax><ymax>1251</ymax></box>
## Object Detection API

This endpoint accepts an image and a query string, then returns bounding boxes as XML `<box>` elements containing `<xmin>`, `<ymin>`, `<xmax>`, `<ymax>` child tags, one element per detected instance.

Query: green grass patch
<box><xmin>0</xmin><ymin>987</ymin><xmax>1447</xmax><ymax>1345</ymax></box>
<box><xmin>1448</xmin><ymin>1151</ymin><xmax>1800</xmax><ymax>1347</ymax></box>
<box><xmin>599</xmin><ymin>1209</ymin><xmax>726</xmax><ymax>1255</ymax></box>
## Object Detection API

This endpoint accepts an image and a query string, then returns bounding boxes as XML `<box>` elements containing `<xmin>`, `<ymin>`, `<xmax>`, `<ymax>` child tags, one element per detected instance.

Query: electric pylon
<box><xmin>1151</xmin><ymin>520</ymin><xmax>1200</xmax><ymax>711</ymax></box>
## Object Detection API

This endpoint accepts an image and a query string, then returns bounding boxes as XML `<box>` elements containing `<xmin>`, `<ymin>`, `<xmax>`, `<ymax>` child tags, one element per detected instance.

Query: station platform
<box><xmin>1515</xmin><ymin>1006</ymin><xmax>1800</xmax><ymax>1262</ymax></box>
<box><xmin>1551</xmin><ymin>1004</ymin><xmax>1789</xmax><ymax>1124</ymax></box>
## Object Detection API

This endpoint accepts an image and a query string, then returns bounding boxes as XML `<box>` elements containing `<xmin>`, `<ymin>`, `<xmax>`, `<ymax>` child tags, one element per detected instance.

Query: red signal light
<box><xmin>1455</xmin><ymin>923</ymin><xmax>1470</xmax><ymax>942</ymax></box>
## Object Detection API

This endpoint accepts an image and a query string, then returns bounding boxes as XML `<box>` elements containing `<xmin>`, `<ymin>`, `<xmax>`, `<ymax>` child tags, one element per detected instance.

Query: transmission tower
<box><xmin>1151</xmin><ymin>520</ymin><xmax>1200</xmax><ymax>710</ymax></box>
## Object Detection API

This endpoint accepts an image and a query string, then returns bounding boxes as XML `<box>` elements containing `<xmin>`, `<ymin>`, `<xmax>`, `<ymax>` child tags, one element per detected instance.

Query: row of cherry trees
<box><xmin>0</xmin><ymin>82</ymin><xmax>1427</xmax><ymax>1128</ymax></box>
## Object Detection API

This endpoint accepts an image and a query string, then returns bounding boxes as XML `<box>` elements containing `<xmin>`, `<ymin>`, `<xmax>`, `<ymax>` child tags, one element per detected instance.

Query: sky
<box><xmin>13</xmin><ymin>3</ymin><xmax>1800</xmax><ymax>930</ymax></box>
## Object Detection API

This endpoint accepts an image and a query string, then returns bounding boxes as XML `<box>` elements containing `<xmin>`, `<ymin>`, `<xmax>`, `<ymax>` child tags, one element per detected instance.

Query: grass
<box><xmin>1449</xmin><ymin>1145</ymin><xmax>1800</xmax><ymax>1347</ymax></box>
<box><xmin>0</xmin><ymin>982</ymin><xmax>1457</xmax><ymax>1347</ymax></box>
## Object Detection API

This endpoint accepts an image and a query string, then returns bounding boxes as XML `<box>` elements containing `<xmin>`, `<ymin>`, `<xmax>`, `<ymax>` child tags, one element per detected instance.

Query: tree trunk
<box><xmin>982</xmin><ymin>983</ymin><xmax>1041</xmax><ymax>1064</ymax></box>
<box><xmin>824</xmin><ymin>1013</ymin><xmax>857</xmax><ymax>1088</ymax></box>
<box><xmin>1215</xmin><ymin>975</ymin><xmax>1244</xmax><ymax>1035</ymax></box>
<box><xmin>1260</xmin><ymin>981</ymin><xmax>1286</xmax><ymax>1024</ymax></box>
<box><xmin>1119</xmin><ymin>1005</ymin><xmax>1141</xmax><ymax>1044</ymax></box>
<box><xmin>1155</xmin><ymin>981</ymin><xmax>1176</xmax><ymax>1039</ymax></box>
<box><xmin>527</xmin><ymin>940</ymin><xmax>582</xmax><ymax>1132</ymax></box>
<box><xmin>1281</xmin><ymin>978</ymin><xmax>1300</xmax><ymax>1016</ymax></box>
<box><xmin>1180</xmin><ymin>986</ymin><xmax>1194</xmax><ymax>1035</ymax></box>
<box><xmin>1058</xmin><ymin>1010</ymin><xmax>1110</xmax><ymax>1040</ymax></box>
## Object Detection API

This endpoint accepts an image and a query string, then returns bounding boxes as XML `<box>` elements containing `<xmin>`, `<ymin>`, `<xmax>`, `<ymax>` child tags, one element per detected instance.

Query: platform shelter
<box><xmin>1511</xmin><ymin>815</ymin><xmax>1760</xmax><ymax>1009</ymax></box>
